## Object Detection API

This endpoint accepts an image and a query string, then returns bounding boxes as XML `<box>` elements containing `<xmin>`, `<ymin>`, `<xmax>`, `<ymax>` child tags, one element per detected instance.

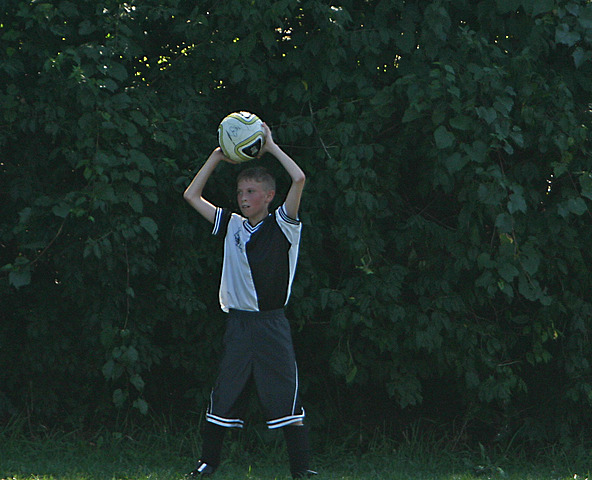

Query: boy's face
<box><xmin>237</xmin><ymin>178</ymin><xmax>275</xmax><ymax>223</ymax></box>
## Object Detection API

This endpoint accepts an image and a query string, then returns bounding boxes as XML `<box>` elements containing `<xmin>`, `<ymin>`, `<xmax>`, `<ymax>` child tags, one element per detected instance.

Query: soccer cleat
<box><xmin>293</xmin><ymin>469</ymin><xmax>318</xmax><ymax>479</ymax></box>
<box><xmin>186</xmin><ymin>460</ymin><xmax>216</xmax><ymax>477</ymax></box>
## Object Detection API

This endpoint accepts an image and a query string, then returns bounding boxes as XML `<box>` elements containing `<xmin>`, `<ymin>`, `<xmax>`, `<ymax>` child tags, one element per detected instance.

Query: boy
<box><xmin>183</xmin><ymin>122</ymin><xmax>316</xmax><ymax>478</ymax></box>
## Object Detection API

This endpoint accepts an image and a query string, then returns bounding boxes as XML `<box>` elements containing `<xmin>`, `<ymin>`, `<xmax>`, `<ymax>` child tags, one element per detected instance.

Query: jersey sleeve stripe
<box><xmin>213</xmin><ymin>208</ymin><xmax>232</xmax><ymax>237</ymax></box>
<box><xmin>278</xmin><ymin>203</ymin><xmax>300</xmax><ymax>225</ymax></box>
<box><xmin>212</xmin><ymin>208</ymin><xmax>223</xmax><ymax>235</ymax></box>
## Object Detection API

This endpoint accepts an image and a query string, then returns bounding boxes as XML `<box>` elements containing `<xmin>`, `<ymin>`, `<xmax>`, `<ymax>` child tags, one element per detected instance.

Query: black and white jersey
<box><xmin>212</xmin><ymin>204</ymin><xmax>302</xmax><ymax>312</ymax></box>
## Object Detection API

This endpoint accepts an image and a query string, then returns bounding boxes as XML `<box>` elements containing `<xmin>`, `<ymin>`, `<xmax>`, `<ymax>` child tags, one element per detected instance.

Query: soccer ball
<box><xmin>217</xmin><ymin>111</ymin><xmax>265</xmax><ymax>163</ymax></box>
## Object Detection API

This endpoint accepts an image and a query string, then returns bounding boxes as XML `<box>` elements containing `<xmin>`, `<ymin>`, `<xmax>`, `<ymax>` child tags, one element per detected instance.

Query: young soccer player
<box><xmin>183</xmin><ymin>121</ymin><xmax>316</xmax><ymax>479</ymax></box>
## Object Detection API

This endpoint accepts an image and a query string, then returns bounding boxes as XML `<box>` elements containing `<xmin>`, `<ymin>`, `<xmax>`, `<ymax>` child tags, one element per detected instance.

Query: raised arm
<box><xmin>183</xmin><ymin>148</ymin><xmax>227</xmax><ymax>224</ymax></box>
<box><xmin>260</xmin><ymin>123</ymin><xmax>306</xmax><ymax>219</ymax></box>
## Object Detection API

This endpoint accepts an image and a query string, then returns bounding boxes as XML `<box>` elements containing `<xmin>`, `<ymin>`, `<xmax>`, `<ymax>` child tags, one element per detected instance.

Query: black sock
<box><xmin>200</xmin><ymin>421</ymin><xmax>227</xmax><ymax>469</ymax></box>
<box><xmin>283</xmin><ymin>424</ymin><xmax>312</xmax><ymax>477</ymax></box>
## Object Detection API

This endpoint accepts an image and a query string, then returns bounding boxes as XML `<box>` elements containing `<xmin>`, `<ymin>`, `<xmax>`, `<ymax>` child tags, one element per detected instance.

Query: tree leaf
<box><xmin>567</xmin><ymin>197</ymin><xmax>587</xmax><ymax>215</ymax></box>
<box><xmin>476</xmin><ymin>107</ymin><xmax>497</xmax><ymax>124</ymax></box>
<box><xmin>139</xmin><ymin>216</ymin><xmax>159</xmax><ymax>240</ymax></box>
<box><xmin>579</xmin><ymin>172</ymin><xmax>592</xmax><ymax>200</ymax></box>
<box><xmin>530</xmin><ymin>0</ymin><xmax>554</xmax><ymax>16</ymax></box>
<box><xmin>449</xmin><ymin>115</ymin><xmax>473</xmax><ymax>131</ymax></box>
<box><xmin>578</xmin><ymin>4</ymin><xmax>592</xmax><ymax>29</ymax></box>
<box><xmin>434</xmin><ymin>125</ymin><xmax>455</xmax><ymax>149</ymax></box>
<box><xmin>112</xmin><ymin>389</ymin><xmax>128</xmax><ymax>408</ymax></box>
<box><xmin>508</xmin><ymin>191</ymin><xmax>527</xmax><ymax>214</ymax></box>
<box><xmin>555</xmin><ymin>24</ymin><xmax>581</xmax><ymax>46</ymax></box>
<box><xmin>133</xmin><ymin>398</ymin><xmax>149</xmax><ymax>415</ymax></box>
<box><xmin>495</xmin><ymin>212</ymin><xmax>514</xmax><ymax>232</ymax></box>
<box><xmin>130</xmin><ymin>373</ymin><xmax>145</xmax><ymax>392</ymax></box>
<box><xmin>497</xmin><ymin>261</ymin><xmax>519</xmax><ymax>282</ymax></box>
<box><xmin>128</xmin><ymin>191</ymin><xmax>144</xmax><ymax>213</ymax></box>
<box><xmin>9</xmin><ymin>268</ymin><xmax>31</xmax><ymax>289</ymax></box>
<box><xmin>52</xmin><ymin>203</ymin><xmax>70</xmax><ymax>218</ymax></box>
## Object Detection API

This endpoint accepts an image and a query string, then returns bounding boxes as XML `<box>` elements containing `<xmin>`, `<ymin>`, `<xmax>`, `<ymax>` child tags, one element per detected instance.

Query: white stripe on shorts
<box><xmin>206</xmin><ymin>413</ymin><xmax>244</xmax><ymax>429</ymax></box>
<box><xmin>266</xmin><ymin>408</ymin><xmax>305</xmax><ymax>429</ymax></box>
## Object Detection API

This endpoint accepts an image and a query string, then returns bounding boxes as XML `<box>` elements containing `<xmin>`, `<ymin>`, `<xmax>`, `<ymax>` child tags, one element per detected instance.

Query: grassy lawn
<box><xmin>0</xmin><ymin>424</ymin><xmax>590</xmax><ymax>480</ymax></box>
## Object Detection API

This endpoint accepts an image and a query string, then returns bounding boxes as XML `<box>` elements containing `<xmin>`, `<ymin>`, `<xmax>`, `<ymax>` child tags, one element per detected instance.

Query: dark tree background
<box><xmin>2</xmin><ymin>0</ymin><xmax>592</xmax><ymax>448</ymax></box>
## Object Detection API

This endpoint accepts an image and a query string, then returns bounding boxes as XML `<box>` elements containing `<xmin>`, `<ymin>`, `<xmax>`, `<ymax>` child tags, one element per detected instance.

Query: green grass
<box><xmin>0</xmin><ymin>420</ymin><xmax>590</xmax><ymax>480</ymax></box>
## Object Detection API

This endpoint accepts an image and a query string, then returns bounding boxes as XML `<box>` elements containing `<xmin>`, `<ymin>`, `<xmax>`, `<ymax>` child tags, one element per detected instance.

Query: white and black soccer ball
<box><xmin>217</xmin><ymin>111</ymin><xmax>265</xmax><ymax>163</ymax></box>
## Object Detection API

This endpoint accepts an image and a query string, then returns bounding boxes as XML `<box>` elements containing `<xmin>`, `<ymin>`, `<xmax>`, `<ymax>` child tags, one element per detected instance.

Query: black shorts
<box><xmin>206</xmin><ymin>308</ymin><xmax>305</xmax><ymax>429</ymax></box>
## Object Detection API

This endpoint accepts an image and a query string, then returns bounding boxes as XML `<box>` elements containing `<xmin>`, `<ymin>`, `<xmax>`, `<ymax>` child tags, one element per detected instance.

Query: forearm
<box><xmin>184</xmin><ymin>155</ymin><xmax>219</xmax><ymax>200</ymax></box>
<box><xmin>265</xmin><ymin>142</ymin><xmax>305</xmax><ymax>219</ymax></box>
<box><xmin>183</xmin><ymin>149</ymin><xmax>223</xmax><ymax>222</ymax></box>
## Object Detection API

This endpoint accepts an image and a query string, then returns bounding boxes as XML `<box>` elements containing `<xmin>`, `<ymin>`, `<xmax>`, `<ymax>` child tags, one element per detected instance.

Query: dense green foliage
<box><xmin>2</xmin><ymin>0</ymin><xmax>592</xmax><ymax>447</ymax></box>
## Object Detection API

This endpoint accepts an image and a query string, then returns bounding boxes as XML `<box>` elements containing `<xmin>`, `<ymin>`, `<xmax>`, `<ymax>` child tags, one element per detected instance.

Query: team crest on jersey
<box><xmin>234</xmin><ymin>230</ymin><xmax>243</xmax><ymax>252</ymax></box>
